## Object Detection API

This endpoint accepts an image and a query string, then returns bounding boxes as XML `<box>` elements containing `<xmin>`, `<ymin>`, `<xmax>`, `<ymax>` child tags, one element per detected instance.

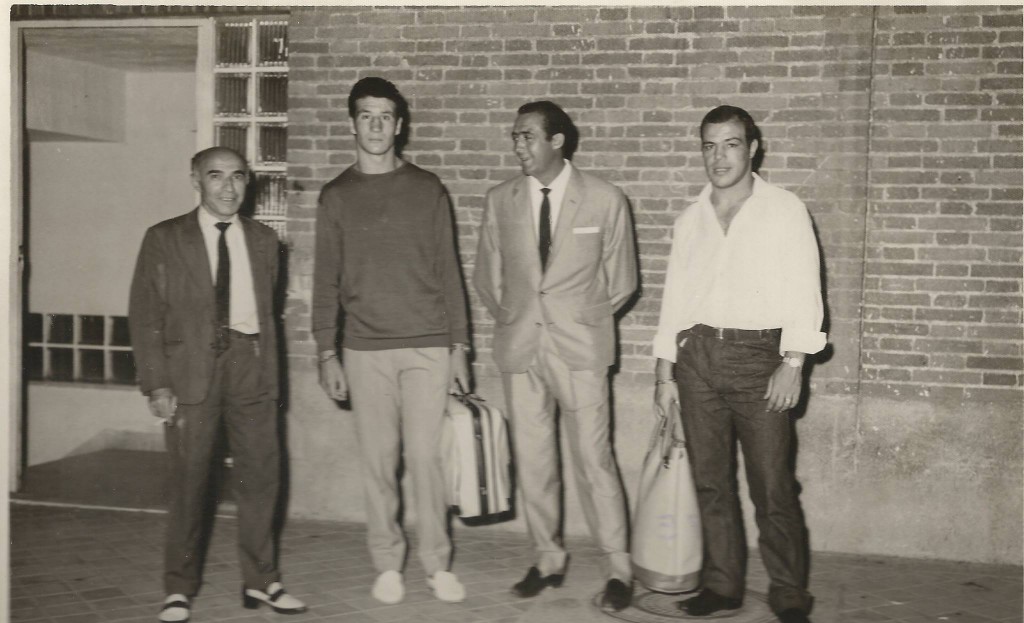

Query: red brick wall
<box><xmin>285</xmin><ymin>5</ymin><xmax>1022</xmax><ymax>404</ymax></box>
<box><xmin>864</xmin><ymin>6</ymin><xmax>1023</xmax><ymax>402</ymax></box>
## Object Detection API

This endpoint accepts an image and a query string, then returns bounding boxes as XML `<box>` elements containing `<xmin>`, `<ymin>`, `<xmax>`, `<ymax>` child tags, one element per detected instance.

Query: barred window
<box><xmin>214</xmin><ymin>18</ymin><xmax>288</xmax><ymax>238</ymax></box>
<box><xmin>26</xmin><ymin>313</ymin><xmax>136</xmax><ymax>385</ymax></box>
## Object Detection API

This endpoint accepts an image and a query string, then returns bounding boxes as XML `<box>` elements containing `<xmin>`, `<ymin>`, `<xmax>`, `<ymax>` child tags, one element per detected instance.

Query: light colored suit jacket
<box><xmin>128</xmin><ymin>209</ymin><xmax>282</xmax><ymax>405</ymax></box>
<box><xmin>474</xmin><ymin>165</ymin><xmax>637</xmax><ymax>373</ymax></box>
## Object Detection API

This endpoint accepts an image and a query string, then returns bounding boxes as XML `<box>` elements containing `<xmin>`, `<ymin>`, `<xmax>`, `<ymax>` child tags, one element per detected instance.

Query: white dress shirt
<box><xmin>197</xmin><ymin>207</ymin><xmax>260</xmax><ymax>334</ymax></box>
<box><xmin>527</xmin><ymin>159</ymin><xmax>572</xmax><ymax>240</ymax></box>
<box><xmin>653</xmin><ymin>173</ymin><xmax>826</xmax><ymax>361</ymax></box>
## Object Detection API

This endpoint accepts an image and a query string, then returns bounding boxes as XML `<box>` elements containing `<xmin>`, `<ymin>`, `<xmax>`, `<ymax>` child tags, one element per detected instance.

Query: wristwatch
<box><xmin>782</xmin><ymin>356</ymin><xmax>804</xmax><ymax>368</ymax></box>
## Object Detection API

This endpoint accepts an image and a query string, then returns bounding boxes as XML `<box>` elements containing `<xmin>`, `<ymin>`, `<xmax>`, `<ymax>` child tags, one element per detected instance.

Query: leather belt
<box><xmin>687</xmin><ymin>324</ymin><xmax>780</xmax><ymax>341</ymax></box>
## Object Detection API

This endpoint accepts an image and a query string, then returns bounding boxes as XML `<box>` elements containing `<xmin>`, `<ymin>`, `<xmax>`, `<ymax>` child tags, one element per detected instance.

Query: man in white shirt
<box><xmin>653</xmin><ymin>106</ymin><xmax>826</xmax><ymax>623</ymax></box>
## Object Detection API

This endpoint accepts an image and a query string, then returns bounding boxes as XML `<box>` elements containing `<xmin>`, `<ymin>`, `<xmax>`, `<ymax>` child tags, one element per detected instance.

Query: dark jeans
<box><xmin>674</xmin><ymin>326</ymin><xmax>811</xmax><ymax>614</ymax></box>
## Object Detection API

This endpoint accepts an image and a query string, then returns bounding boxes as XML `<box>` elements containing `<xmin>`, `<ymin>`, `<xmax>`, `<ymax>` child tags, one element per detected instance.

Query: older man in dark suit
<box><xmin>129</xmin><ymin>147</ymin><xmax>305</xmax><ymax>622</ymax></box>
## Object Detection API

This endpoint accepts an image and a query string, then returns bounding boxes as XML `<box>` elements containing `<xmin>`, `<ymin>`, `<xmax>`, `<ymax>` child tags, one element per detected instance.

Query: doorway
<box><xmin>14</xmin><ymin>22</ymin><xmax>210</xmax><ymax>509</ymax></box>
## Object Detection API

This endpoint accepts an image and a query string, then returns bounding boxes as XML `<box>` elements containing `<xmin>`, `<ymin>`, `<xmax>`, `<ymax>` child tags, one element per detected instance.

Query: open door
<box><xmin>12</xmin><ymin>20</ymin><xmax>213</xmax><ymax>506</ymax></box>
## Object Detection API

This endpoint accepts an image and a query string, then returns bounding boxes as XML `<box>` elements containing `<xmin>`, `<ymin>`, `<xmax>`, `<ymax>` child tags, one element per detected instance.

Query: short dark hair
<box><xmin>700</xmin><ymin>105</ymin><xmax>761</xmax><ymax>146</ymax></box>
<box><xmin>191</xmin><ymin>146</ymin><xmax>248</xmax><ymax>173</ymax></box>
<box><xmin>517</xmin><ymin>100</ymin><xmax>579</xmax><ymax>160</ymax></box>
<box><xmin>348</xmin><ymin>76</ymin><xmax>409</xmax><ymax>128</ymax></box>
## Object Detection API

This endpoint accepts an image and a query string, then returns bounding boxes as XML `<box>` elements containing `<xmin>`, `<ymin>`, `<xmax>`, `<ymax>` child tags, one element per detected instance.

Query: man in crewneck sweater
<box><xmin>311</xmin><ymin>77</ymin><xmax>471</xmax><ymax>605</ymax></box>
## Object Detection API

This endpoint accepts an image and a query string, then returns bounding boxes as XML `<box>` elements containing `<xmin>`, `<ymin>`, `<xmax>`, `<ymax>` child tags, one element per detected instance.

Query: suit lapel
<box><xmin>241</xmin><ymin>218</ymin><xmax>269</xmax><ymax>319</ymax></box>
<box><xmin>180</xmin><ymin>209</ymin><xmax>215</xmax><ymax>302</ymax></box>
<box><xmin>550</xmin><ymin>165</ymin><xmax>582</xmax><ymax>262</ymax></box>
<box><xmin>511</xmin><ymin>178</ymin><xmax>544</xmax><ymax>278</ymax></box>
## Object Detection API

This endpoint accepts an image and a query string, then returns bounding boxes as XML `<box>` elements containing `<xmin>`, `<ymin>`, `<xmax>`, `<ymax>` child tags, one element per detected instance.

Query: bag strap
<box><xmin>655</xmin><ymin>410</ymin><xmax>687</xmax><ymax>467</ymax></box>
<box><xmin>450</xmin><ymin>379</ymin><xmax>485</xmax><ymax>405</ymax></box>
<box><xmin>658</xmin><ymin>416</ymin><xmax>674</xmax><ymax>467</ymax></box>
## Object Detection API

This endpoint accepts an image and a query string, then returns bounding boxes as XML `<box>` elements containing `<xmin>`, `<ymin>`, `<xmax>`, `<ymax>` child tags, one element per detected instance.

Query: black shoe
<box><xmin>600</xmin><ymin>578</ymin><xmax>633</xmax><ymax>612</ymax></box>
<box><xmin>777</xmin><ymin>608</ymin><xmax>811</xmax><ymax>623</ymax></box>
<box><xmin>678</xmin><ymin>589</ymin><xmax>742</xmax><ymax>616</ymax></box>
<box><xmin>512</xmin><ymin>566</ymin><xmax>564</xmax><ymax>598</ymax></box>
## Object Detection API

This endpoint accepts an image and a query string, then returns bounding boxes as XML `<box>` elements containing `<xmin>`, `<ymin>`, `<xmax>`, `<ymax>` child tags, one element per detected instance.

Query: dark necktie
<box><xmin>215</xmin><ymin>221</ymin><xmax>231</xmax><ymax>353</ymax></box>
<box><xmin>539</xmin><ymin>187</ymin><xmax>552</xmax><ymax>269</ymax></box>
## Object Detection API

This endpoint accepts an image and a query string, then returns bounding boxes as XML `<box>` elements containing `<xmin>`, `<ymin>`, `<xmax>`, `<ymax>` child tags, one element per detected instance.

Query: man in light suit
<box><xmin>474</xmin><ymin>101</ymin><xmax>637</xmax><ymax>612</ymax></box>
<box><xmin>129</xmin><ymin>147</ymin><xmax>305</xmax><ymax>622</ymax></box>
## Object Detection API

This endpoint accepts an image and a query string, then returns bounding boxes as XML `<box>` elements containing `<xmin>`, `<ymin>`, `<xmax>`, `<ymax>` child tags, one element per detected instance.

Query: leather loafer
<box><xmin>242</xmin><ymin>582</ymin><xmax>307</xmax><ymax>614</ymax></box>
<box><xmin>678</xmin><ymin>589</ymin><xmax>742</xmax><ymax>616</ymax></box>
<box><xmin>777</xmin><ymin>608</ymin><xmax>811</xmax><ymax>623</ymax></box>
<box><xmin>157</xmin><ymin>594</ymin><xmax>190</xmax><ymax>623</ymax></box>
<box><xmin>600</xmin><ymin>578</ymin><xmax>633</xmax><ymax>612</ymax></box>
<box><xmin>512</xmin><ymin>566</ymin><xmax>564</xmax><ymax>598</ymax></box>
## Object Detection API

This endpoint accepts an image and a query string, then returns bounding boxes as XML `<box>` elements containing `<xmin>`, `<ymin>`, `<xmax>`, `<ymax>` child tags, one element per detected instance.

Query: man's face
<box><xmin>701</xmin><ymin>119</ymin><xmax>757</xmax><ymax>191</ymax></box>
<box><xmin>192</xmin><ymin>151</ymin><xmax>248</xmax><ymax>220</ymax></box>
<box><xmin>512</xmin><ymin>112</ymin><xmax>564</xmax><ymax>186</ymax></box>
<box><xmin>350</xmin><ymin>96</ymin><xmax>402</xmax><ymax>157</ymax></box>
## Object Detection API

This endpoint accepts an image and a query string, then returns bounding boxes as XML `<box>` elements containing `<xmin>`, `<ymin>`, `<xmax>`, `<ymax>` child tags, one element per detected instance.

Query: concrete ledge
<box><xmin>282</xmin><ymin>362</ymin><xmax>1023</xmax><ymax>565</ymax></box>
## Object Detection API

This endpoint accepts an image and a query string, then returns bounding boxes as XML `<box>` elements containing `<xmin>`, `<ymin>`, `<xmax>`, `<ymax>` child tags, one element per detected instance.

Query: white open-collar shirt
<box><xmin>197</xmin><ymin>207</ymin><xmax>260</xmax><ymax>334</ymax></box>
<box><xmin>653</xmin><ymin>173</ymin><xmax>826</xmax><ymax>361</ymax></box>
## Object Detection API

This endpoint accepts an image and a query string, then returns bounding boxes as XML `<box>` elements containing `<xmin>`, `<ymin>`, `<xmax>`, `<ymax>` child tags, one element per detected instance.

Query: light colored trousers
<box><xmin>501</xmin><ymin>337</ymin><xmax>632</xmax><ymax>582</ymax></box>
<box><xmin>344</xmin><ymin>347</ymin><xmax>452</xmax><ymax>576</ymax></box>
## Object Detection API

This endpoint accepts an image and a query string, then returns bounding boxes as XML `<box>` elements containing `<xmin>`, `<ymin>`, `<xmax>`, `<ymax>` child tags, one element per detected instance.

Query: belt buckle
<box><xmin>714</xmin><ymin>327</ymin><xmax>725</xmax><ymax>339</ymax></box>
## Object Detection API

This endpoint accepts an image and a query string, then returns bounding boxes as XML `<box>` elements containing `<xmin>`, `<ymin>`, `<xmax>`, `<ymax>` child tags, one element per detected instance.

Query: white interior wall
<box><xmin>27</xmin><ymin>62</ymin><xmax>197</xmax><ymax>465</ymax></box>
<box><xmin>28</xmin><ymin>67</ymin><xmax>197</xmax><ymax>316</ymax></box>
<box><xmin>26</xmin><ymin>50</ymin><xmax>125</xmax><ymax>142</ymax></box>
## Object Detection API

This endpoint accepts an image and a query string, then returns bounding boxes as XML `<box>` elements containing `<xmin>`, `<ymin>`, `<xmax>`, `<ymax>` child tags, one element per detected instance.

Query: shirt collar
<box><xmin>197</xmin><ymin>206</ymin><xmax>241</xmax><ymax>230</ymax></box>
<box><xmin>528</xmin><ymin>159</ymin><xmax>572</xmax><ymax>196</ymax></box>
<box><xmin>697</xmin><ymin>172</ymin><xmax>765</xmax><ymax>206</ymax></box>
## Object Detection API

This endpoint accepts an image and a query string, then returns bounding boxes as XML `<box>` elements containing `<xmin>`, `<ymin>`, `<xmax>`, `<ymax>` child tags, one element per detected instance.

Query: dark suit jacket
<box><xmin>473</xmin><ymin>165</ymin><xmax>638</xmax><ymax>373</ymax></box>
<box><xmin>128</xmin><ymin>208</ymin><xmax>281</xmax><ymax>405</ymax></box>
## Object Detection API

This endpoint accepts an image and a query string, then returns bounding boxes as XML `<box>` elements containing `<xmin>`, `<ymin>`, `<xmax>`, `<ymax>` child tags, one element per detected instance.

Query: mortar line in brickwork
<box><xmin>852</xmin><ymin>5</ymin><xmax>881</xmax><ymax>475</ymax></box>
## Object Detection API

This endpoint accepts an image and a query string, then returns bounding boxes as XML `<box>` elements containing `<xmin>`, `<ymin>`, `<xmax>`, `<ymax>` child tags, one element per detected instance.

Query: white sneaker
<box><xmin>428</xmin><ymin>570</ymin><xmax>466</xmax><ymax>603</ymax></box>
<box><xmin>372</xmin><ymin>570</ymin><xmax>405</xmax><ymax>604</ymax></box>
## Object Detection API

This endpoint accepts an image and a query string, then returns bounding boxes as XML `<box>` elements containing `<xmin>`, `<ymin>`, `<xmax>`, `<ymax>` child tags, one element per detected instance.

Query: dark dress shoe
<box><xmin>678</xmin><ymin>589</ymin><xmax>742</xmax><ymax>616</ymax></box>
<box><xmin>777</xmin><ymin>608</ymin><xmax>811</xmax><ymax>623</ymax></box>
<box><xmin>512</xmin><ymin>566</ymin><xmax>564</xmax><ymax>598</ymax></box>
<box><xmin>600</xmin><ymin>578</ymin><xmax>633</xmax><ymax>612</ymax></box>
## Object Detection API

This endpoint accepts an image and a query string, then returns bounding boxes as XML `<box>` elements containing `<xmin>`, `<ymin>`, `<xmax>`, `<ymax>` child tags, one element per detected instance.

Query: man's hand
<box><xmin>765</xmin><ymin>354</ymin><xmax>804</xmax><ymax>412</ymax></box>
<box><xmin>449</xmin><ymin>348</ymin><xmax>471</xmax><ymax>394</ymax></box>
<box><xmin>319</xmin><ymin>356</ymin><xmax>349</xmax><ymax>402</ymax></box>
<box><xmin>148</xmin><ymin>387</ymin><xmax>178</xmax><ymax>425</ymax></box>
<box><xmin>653</xmin><ymin>357</ymin><xmax>678</xmax><ymax>420</ymax></box>
<box><xmin>654</xmin><ymin>381</ymin><xmax>680</xmax><ymax>420</ymax></box>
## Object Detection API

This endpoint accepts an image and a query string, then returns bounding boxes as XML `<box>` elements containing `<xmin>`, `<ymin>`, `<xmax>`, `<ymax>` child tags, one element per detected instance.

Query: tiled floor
<box><xmin>9</xmin><ymin>502</ymin><xmax>1022</xmax><ymax>623</ymax></box>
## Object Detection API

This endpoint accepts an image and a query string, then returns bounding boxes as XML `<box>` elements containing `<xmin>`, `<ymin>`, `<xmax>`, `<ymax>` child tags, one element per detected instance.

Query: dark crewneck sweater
<box><xmin>312</xmin><ymin>162</ymin><xmax>469</xmax><ymax>352</ymax></box>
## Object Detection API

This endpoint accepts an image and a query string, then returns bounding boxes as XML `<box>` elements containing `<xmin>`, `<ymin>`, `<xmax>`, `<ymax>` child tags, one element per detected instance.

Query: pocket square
<box><xmin>573</xmin><ymin>226</ymin><xmax>600</xmax><ymax>234</ymax></box>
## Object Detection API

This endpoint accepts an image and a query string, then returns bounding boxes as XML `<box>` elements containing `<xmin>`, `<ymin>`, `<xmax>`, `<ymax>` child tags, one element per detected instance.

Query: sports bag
<box><xmin>631</xmin><ymin>412</ymin><xmax>703</xmax><ymax>593</ymax></box>
<box><xmin>441</xmin><ymin>392</ymin><xmax>513</xmax><ymax>525</ymax></box>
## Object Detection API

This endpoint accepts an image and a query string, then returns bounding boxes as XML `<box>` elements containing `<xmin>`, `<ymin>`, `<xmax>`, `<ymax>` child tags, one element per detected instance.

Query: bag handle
<box><xmin>451</xmin><ymin>378</ymin><xmax>485</xmax><ymax>403</ymax></box>
<box><xmin>658</xmin><ymin>408</ymin><xmax>686</xmax><ymax>468</ymax></box>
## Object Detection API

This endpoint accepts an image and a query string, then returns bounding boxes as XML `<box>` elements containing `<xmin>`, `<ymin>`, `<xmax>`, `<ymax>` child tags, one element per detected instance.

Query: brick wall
<box><xmin>286</xmin><ymin>5</ymin><xmax>1021</xmax><ymax>403</ymax></box>
<box><xmin>279</xmin><ymin>5</ymin><xmax>1021</xmax><ymax>562</ymax></box>
<box><xmin>864</xmin><ymin>6</ymin><xmax>1023</xmax><ymax>402</ymax></box>
<box><xmin>288</xmin><ymin>5</ymin><xmax>869</xmax><ymax>391</ymax></box>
